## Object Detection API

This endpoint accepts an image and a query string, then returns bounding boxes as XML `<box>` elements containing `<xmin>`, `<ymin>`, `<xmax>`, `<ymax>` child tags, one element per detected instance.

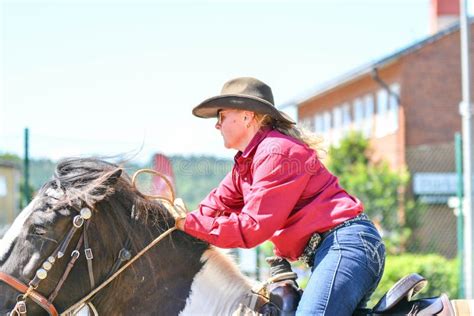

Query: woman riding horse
<box><xmin>175</xmin><ymin>77</ymin><xmax>386</xmax><ymax>315</ymax></box>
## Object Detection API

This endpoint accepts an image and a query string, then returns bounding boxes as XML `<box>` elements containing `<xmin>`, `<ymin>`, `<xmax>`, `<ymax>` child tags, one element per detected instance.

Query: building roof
<box><xmin>287</xmin><ymin>19</ymin><xmax>473</xmax><ymax>108</ymax></box>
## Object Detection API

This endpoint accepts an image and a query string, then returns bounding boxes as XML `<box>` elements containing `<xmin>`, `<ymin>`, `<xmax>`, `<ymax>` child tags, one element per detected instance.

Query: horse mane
<box><xmin>38</xmin><ymin>157</ymin><xmax>173</xmax><ymax>229</ymax></box>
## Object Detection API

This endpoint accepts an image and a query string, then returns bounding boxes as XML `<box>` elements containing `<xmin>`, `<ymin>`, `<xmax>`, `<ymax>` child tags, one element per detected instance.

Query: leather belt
<box><xmin>298</xmin><ymin>213</ymin><xmax>370</xmax><ymax>267</ymax></box>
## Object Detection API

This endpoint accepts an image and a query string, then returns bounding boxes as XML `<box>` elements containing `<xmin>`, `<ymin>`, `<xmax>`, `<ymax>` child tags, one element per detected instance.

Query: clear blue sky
<box><xmin>1</xmin><ymin>0</ymin><xmax>472</xmax><ymax>162</ymax></box>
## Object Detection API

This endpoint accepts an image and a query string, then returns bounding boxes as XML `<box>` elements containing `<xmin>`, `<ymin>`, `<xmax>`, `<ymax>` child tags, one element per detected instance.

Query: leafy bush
<box><xmin>369</xmin><ymin>254</ymin><xmax>459</xmax><ymax>306</ymax></box>
<box><xmin>326</xmin><ymin>132</ymin><xmax>421</xmax><ymax>254</ymax></box>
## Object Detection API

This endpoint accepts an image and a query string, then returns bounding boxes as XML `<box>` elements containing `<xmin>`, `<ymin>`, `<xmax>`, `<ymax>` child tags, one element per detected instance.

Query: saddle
<box><xmin>260</xmin><ymin>258</ymin><xmax>454</xmax><ymax>316</ymax></box>
<box><xmin>355</xmin><ymin>273</ymin><xmax>455</xmax><ymax>315</ymax></box>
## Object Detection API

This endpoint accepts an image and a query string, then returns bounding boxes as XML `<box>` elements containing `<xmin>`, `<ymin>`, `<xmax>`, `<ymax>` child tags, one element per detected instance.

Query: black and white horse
<box><xmin>0</xmin><ymin>158</ymin><xmax>257</xmax><ymax>315</ymax></box>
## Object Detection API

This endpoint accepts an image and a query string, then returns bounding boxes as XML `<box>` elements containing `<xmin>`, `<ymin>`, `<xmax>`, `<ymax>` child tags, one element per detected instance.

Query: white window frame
<box><xmin>375</xmin><ymin>89</ymin><xmax>389</xmax><ymax>137</ymax></box>
<box><xmin>363</xmin><ymin>94</ymin><xmax>374</xmax><ymax>138</ymax></box>
<box><xmin>322</xmin><ymin>111</ymin><xmax>331</xmax><ymax>143</ymax></box>
<box><xmin>387</xmin><ymin>83</ymin><xmax>400</xmax><ymax>134</ymax></box>
<box><xmin>342</xmin><ymin>103</ymin><xmax>351</xmax><ymax>135</ymax></box>
<box><xmin>323</xmin><ymin>112</ymin><xmax>331</xmax><ymax>132</ymax></box>
<box><xmin>353</xmin><ymin>98</ymin><xmax>364</xmax><ymax>131</ymax></box>
<box><xmin>311</xmin><ymin>111</ymin><xmax>332</xmax><ymax>144</ymax></box>
<box><xmin>313</xmin><ymin>114</ymin><xmax>323</xmax><ymax>134</ymax></box>
<box><xmin>332</xmin><ymin>106</ymin><xmax>343</xmax><ymax>146</ymax></box>
<box><xmin>300</xmin><ymin>116</ymin><xmax>312</xmax><ymax>131</ymax></box>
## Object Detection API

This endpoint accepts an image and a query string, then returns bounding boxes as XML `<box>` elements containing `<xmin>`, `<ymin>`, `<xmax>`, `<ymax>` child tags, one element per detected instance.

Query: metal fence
<box><xmin>405</xmin><ymin>140</ymin><xmax>460</xmax><ymax>258</ymax></box>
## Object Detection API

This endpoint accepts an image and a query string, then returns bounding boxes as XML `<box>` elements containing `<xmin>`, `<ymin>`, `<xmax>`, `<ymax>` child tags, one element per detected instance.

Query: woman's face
<box><xmin>215</xmin><ymin>109</ymin><xmax>250</xmax><ymax>150</ymax></box>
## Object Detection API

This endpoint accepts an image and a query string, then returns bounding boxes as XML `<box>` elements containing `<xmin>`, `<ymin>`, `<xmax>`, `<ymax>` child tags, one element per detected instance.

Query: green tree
<box><xmin>0</xmin><ymin>153</ymin><xmax>22</xmax><ymax>164</ymax></box>
<box><xmin>170</xmin><ymin>155</ymin><xmax>233</xmax><ymax>209</ymax></box>
<box><xmin>326</xmin><ymin>132</ymin><xmax>415</xmax><ymax>254</ymax></box>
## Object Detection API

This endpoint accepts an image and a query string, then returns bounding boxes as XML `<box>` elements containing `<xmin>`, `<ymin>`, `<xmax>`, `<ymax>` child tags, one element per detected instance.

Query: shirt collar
<box><xmin>234</xmin><ymin>126</ymin><xmax>273</xmax><ymax>162</ymax></box>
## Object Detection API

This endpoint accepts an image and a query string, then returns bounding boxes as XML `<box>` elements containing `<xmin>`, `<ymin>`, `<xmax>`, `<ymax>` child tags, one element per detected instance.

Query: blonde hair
<box><xmin>254</xmin><ymin>113</ymin><xmax>325</xmax><ymax>154</ymax></box>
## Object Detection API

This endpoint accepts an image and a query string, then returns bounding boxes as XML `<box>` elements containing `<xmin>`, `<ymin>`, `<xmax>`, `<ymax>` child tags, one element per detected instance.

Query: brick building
<box><xmin>294</xmin><ymin>2</ymin><xmax>473</xmax><ymax>257</ymax></box>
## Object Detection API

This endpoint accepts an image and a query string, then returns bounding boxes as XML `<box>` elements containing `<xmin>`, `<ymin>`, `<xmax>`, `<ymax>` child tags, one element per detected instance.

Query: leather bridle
<box><xmin>0</xmin><ymin>169</ymin><xmax>182</xmax><ymax>316</ymax></box>
<box><xmin>0</xmin><ymin>204</ymin><xmax>179</xmax><ymax>316</ymax></box>
<box><xmin>0</xmin><ymin>272</ymin><xmax>59</xmax><ymax>316</ymax></box>
<box><xmin>0</xmin><ymin>206</ymin><xmax>94</xmax><ymax>316</ymax></box>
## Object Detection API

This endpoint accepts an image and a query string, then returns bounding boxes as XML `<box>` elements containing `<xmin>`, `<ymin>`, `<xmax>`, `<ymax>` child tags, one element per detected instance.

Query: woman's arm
<box><xmin>183</xmin><ymin>153</ymin><xmax>311</xmax><ymax>248</ymax></box>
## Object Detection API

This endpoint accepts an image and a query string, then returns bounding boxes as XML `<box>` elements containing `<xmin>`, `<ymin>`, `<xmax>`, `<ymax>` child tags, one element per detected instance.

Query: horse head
<box><xmin>0</xmin><ymin>158</ymin><xmax>173</xmax><ymax>314</ymax></box>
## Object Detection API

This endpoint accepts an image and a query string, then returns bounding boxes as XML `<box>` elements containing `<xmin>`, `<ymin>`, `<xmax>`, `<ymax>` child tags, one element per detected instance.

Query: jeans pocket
<box><xmin>358</xmin><ymin>231</ymin><xmax>385</xmax><ymax>279</ymax></box>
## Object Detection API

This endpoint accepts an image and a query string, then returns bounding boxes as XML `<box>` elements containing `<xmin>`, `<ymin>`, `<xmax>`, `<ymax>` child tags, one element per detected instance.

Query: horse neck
<box><xmin>179</xmin><ymin>247</ymin><xmax>255</xmax><ymax>315</ymax></box>
<box><xmin>90</xmin><ymin>213</ymin><xmax>254</xmax><ymax>315</ymax></box>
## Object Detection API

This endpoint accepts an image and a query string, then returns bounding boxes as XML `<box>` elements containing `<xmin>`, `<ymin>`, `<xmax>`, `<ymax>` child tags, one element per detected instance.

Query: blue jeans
<box><xmin>296</xmin><ymin>219</ymin><xmax>386</xmax><ymax>316</ymax></box>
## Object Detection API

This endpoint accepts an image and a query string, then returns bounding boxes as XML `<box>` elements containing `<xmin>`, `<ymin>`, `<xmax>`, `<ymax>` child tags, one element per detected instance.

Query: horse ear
<box><xmin>104</xmin><ymin>169</ymin><xmax>123</xmax><ymax>186</ymax></box>
<box><xmin>83</xmin><ymin>168</ymin><xmax>123</xmax><ymax>206</ymax></box>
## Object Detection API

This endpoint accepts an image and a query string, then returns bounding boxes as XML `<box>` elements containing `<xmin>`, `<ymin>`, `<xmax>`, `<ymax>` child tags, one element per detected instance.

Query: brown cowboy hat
<box><xmin>192</xmin><ymin>77</ymin><xmax>296</xmax><ymax>125</ymax></box>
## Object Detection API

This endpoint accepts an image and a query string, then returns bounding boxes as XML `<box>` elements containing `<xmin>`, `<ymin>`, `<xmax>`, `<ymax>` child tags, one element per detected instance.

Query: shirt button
<box><xmin>244</xmin><ymin>177</ymin><xmax>248</xmax><ymax>181</ymax></box>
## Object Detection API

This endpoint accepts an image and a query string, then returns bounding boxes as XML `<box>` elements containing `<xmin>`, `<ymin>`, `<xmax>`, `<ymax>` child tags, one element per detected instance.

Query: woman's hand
<box><xmin>173</xmin><ymin>198</ymin><xmax>188</xmax><ymax>231</ymax></box>
<box><xmin>175</xmin><ymin>216</ymin><xmax>186</xmax><ymax>231</ymax></box>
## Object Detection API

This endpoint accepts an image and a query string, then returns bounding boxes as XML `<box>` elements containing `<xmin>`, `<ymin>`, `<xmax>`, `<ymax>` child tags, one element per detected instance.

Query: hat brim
<box><xmin>192</xmin><ymin>94</ymin><xmax>296</xmax><ymax>125</ymax></box>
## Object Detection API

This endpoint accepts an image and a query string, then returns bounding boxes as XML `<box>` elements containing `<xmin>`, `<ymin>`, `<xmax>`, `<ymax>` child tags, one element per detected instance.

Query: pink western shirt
<box><xmin>184</xmin><ymin>127</ymin><xmax>363</xmax><ymax>260</ymax></box>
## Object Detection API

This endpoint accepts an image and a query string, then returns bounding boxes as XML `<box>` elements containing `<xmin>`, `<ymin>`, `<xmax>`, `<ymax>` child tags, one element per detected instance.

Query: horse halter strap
<box><xmin>0</xmin><ymin>207</ymin><xmax>93</xmax><ymax>316</ymax></box>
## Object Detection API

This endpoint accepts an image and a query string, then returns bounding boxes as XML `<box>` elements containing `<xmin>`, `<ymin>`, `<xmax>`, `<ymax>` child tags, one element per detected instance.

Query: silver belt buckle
<box><xmin>307</xmin><ymin>232</ymin><xmax>322</xmax><ymax>249</ymax></box>
<box><xmin>299</xmin><ymin>233</ymin><xmax>322</xmax><ymax>267</ymax></box>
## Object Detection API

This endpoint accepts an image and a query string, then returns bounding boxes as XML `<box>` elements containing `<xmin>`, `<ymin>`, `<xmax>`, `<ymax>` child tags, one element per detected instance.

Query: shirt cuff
<box><xmin>183</xmin><ymin>212</ymin><xmax>217</xmax><ymax>240</ymax></box>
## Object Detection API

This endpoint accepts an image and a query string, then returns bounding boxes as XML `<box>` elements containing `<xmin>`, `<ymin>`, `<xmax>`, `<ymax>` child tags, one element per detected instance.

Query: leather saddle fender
<box><xmin>373</xmin><ymin>273</ymin><xmax>428</xmax><ymax>312</ymax></box>
<box><xmin>356</xmin><ymin>273</ymin><xmax>455</xmax><ymax>316</ymax></box>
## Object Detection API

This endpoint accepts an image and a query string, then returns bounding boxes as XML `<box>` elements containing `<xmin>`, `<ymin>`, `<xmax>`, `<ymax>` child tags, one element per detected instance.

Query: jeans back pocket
<box><xmin>359</xmin><ymin>231</ymin><xmax>385</xmax><ymax>279</ymax></box>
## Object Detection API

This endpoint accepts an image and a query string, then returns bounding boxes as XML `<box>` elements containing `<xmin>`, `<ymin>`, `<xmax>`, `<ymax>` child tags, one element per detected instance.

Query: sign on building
<box><xmin>413</xmin><ymin>172</ymin><xmax>457</xmax><ymax>204</ymax></box>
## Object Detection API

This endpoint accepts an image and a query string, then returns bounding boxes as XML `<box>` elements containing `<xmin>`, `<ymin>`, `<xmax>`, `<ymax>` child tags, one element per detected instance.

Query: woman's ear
<box><xmin>243</xmin><ymin>111</ymin><xmax>255</xmax><ymax>121</ymax></box>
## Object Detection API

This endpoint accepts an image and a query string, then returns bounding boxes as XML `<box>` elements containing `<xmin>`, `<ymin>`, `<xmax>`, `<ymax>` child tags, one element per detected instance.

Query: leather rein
<box><xmin>0</xmin><ymin>169</ymin><xmax>179</xmax><ymax>316</ymax></box>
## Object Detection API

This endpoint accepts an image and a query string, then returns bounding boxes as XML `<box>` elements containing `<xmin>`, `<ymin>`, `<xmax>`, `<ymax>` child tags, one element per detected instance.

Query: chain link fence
<box><xmin>406</xmin><ymin>141</ymin><xmax>460</xmax><ymax>258</ymax></box>
<box><xmin>367</xmin><ymin>139</ymin><xmax>464</xmax><ymax>301</ymax></box>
